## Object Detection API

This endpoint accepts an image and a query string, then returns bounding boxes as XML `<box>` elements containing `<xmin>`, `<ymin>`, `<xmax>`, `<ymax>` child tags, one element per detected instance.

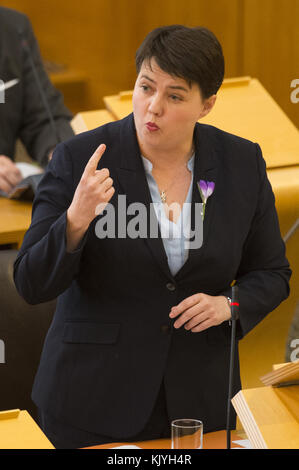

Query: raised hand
<box><xmin>66</xmin><ymin>144</ymin><xmax>115</xmax><ymax>251</ymax></box>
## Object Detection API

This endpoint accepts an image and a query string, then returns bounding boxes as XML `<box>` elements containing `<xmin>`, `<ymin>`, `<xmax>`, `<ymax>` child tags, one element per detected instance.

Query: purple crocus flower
<box><xmin>197</xmin><ymin>180</ymin><xmax>215</xmax><ymax>220</ymax></box>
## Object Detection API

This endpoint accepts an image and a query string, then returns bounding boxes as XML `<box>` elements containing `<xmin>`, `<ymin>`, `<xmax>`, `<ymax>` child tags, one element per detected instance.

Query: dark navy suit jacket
<box><xmin>0</xmin><ymin>7</ymin><xmax>74</xmax><ymax>167</ymax></box>
<box><xmin>14</xmin><ymin>113</ymin><xmax>291</xmax><ymax>438</ymax></box>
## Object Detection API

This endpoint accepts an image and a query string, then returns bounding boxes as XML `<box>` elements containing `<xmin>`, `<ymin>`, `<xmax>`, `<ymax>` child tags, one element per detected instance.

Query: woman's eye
<box><xmin>141</xmin><ymin>85</ymin><xmax>150</xmax><ymax>92</ymax></box>
<box><xmin>170</xmin><ymin>95</ymin><xmax>182</xmax><ymax>101</ymax></box>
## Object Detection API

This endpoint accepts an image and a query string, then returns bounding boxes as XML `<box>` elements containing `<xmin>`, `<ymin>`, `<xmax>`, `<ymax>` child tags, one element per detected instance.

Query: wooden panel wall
<box><xmin>2</xmin><ymin>0</ymin><xmax>298</xmax><ymax>127</ymax></box>
<box><xmin>243</xmin><ymin>0</ymin><xmax>299</xmax><ymax>130</ymax></box>
<box><xmin>1</xmin><ymin>0</ymin><xmax>244</xmax><ymax>112</ymax></box>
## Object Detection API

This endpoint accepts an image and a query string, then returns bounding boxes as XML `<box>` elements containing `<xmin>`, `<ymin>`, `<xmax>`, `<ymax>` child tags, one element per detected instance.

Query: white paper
<box><xmin>111</xmin><ymin>445</ymin><xmax>142</xmax><ymax>449</ymax></box>
<box><xmin>0</xmin><ymin>78</ymin><xmax>20</xmax><ymax>92</ymax></box>
<box><xmin>16</xmin><ymin>162</ymin><xmax>43</xmax><ymax>179</ymax></box>
<box><xmin>232</xmin><ymin>439</ymin><xmax>253</xmax><ymax>449</ymax></box>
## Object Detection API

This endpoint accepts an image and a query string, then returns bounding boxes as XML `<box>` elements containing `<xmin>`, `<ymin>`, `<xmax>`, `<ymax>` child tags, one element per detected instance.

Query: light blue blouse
<box><xmin>141</xmin><ymin>154</ymin><xmax>195</xmax><ymax>276</ymax></box>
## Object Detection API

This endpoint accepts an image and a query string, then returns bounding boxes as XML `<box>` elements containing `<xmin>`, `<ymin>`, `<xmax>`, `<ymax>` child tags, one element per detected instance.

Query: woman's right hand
<box><xmin>66</xmin><ymin>144</ymin><xmax>115</xmax><ymax>251</ymax></box>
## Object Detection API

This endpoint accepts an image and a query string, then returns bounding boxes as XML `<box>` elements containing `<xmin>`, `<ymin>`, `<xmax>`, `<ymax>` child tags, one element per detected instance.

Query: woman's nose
<box><xmin>148</xmin><ymin>94</ymin><xmax>163</xmax><ymax>116</ymax></box>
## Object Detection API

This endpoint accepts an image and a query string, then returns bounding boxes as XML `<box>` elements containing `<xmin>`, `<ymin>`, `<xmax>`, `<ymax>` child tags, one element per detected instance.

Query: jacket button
<box><xmin>166</xmin><ymin>282</ymin><xmax>176</xmax><ymax>291</ymax></box>
<box><xmin>161</xmin><ymin>324</ymin><xmax>170</xmax><ymax>334</ymax></box>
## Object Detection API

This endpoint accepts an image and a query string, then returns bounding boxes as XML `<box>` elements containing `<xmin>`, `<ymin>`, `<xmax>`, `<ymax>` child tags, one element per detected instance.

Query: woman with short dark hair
<box><xmin>14</xmin><ymin>25</ymin><xmax>291</xmax><ymax>449</ymax></box>
<box><xmin>135</xmin><ymin>25</ymin><xmax>225</xmax><ymax>98</ymax></box>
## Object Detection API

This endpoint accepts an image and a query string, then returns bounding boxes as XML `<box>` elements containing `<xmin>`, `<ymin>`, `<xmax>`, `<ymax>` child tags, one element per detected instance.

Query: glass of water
<box><xmin>171</xmin><ymin>419</ymin><xmax>203</xmax><ymax>449</ymax></box>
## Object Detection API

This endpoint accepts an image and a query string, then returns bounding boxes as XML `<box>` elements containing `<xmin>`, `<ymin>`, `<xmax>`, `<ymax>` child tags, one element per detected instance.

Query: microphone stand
<box><xmin>18</xmin><ymin>30</ymin><xmax>61</xmax><ymax>146</ymax></box>
<box><xmin>225</xmin><ymin>219</ymin><xmax>297</xmax><ymax>449</ymax></box>
<box><xmin>283</xmin><ymin>218</ymin><xmax>299</xmax><ymax>244</ymax></box>
<box><xmin>226</xmin><ymin>285</ymin><xmax>239</xmax><ymax>449</ymax></box>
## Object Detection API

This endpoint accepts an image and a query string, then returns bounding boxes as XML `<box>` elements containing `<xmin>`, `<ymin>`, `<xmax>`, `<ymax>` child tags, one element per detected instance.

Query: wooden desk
<box><xmin>201</xmin><ymin>78</ymin><xmax>299</xmax><ymax>169</ymax></box>
<box><xmin>103</xmin><ymin>90</ymin><xmax>133</xmax><ymax>121</ymax></box>
<box><xmin>0</xmin><ymin>198</ymin><xmax>32</xmax><ymax>248</ymax></box>
<box><xmin>71</xmin><ymin>109</ymin><xmax>115</xmax><ymax>134</ymax></box>
<box><xmin>85</xmin><ymin>430</ymin><xmax>244</xmax><ymax>449</ymax></box>
<box><xmin>0</xmin><ymin>409</ymin><xmax>54</xmax><ymax>449</ymax></box>
<box><xmin>49</xmin><ymin>69</ymin><xmax>87</xmax><ymax>87</ymax></box>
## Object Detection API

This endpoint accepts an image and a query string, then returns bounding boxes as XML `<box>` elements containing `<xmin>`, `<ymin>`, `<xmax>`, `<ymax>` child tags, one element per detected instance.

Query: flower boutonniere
<box><xmin>197</xmin><ymin>180</ymin><xmax>215</xmax><ymax>221</ymax></box>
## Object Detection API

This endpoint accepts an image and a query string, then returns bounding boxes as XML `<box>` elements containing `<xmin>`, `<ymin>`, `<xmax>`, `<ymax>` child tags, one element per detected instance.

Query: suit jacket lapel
<box><xmin>175</xmin><ymin>124</ymin><xmax>218</xmax><ymax>280</ymax></box>
<box><xmin>116</xmin><ymin>114</ymin><xmax>173</xmax><ymax>280</ymax></box>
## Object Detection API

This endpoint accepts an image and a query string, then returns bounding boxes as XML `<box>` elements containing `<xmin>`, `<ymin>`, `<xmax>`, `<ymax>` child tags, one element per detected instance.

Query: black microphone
<box><xmin>18</xmin><ymin>29</ymin><xmax>61</xmax><ymax>147</ymax></box>
<box><xmin>226</xmin><ymin>285</ymin><xmax>239</xmax><ymax>449</ymax></box>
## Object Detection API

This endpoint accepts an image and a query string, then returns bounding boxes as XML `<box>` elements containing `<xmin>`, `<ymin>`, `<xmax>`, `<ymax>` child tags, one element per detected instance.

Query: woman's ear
<box><xmin>199</xmin><ymin>94</ymin><xmax>217</xmax><ymax>119</ymax></box>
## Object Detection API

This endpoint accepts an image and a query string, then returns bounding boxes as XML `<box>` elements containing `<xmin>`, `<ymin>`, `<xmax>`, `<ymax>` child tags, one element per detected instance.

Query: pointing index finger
<box><xmin>85</xmin><ymin>144</ymin><xmax>106</xmax><ymax>175</ymax></box>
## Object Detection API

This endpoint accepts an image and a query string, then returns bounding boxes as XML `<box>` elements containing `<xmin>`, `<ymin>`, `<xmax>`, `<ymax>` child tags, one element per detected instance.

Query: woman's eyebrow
<box><xmin>168</xmin><ymin>85</ymin><xmax>189</xmax><ymax>92</ymax></box>
<box><xmin>140</xmin><ymin>74</ymin><xmax>155</xmax><ymax>83</ymax></box>
<box><xmin>140</xmin><ymin>74</ymin><xmax>189</xmax><ymax>92</ymax></box>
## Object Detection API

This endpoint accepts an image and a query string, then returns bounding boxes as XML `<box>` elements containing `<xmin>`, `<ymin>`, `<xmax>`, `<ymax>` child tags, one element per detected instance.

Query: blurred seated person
<box><xmin>0</xmin><ymin>6</ymin><xmax>74</xmax><ymax>194</ymax></box>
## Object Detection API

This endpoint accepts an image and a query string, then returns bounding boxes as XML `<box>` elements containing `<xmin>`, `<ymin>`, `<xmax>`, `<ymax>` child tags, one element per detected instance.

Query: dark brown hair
<box><xmin>135</xmin><ymin>25</ymin><xmax>225</xmax><ymax>99</ymax></box>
